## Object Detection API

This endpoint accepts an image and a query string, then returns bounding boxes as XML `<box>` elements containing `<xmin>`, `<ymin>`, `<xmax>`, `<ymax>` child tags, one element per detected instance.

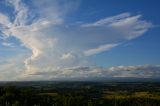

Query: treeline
<box><xmin>0</xmin><ymin>86</ymin><xmax>160</xmax><ymax>106</ymax></box>
<box><xmin>0</xmin><ymin>86</ymin><xmax>54</xmax><ymax>106</ymax></box>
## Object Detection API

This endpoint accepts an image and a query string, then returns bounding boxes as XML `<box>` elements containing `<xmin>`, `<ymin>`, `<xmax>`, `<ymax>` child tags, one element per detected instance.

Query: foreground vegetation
<box><xmin>0</xmin><ymin>82</ymin><xmax>160</xmax><ymax>106</ymax></box>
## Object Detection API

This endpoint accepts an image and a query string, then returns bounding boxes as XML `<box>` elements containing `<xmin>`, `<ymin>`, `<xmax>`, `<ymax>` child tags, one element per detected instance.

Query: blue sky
<box><xmin>0</xmin><ymin>0</ymin><xmax>160</xmax><ymax>81</ymax></box>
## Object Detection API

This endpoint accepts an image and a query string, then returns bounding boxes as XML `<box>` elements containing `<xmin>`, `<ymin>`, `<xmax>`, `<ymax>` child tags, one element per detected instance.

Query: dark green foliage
<box><xmin>0</xmin><ymin>82</ymin><xmax>160</xmax><ymax>106</ymax></box>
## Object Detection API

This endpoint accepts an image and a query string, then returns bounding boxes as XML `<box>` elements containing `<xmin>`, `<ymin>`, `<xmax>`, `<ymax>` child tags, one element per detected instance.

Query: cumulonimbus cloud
<box><xmin>0</xmin><ymin>0</ymin><xmax>156</xmax><ymax>80</ymax></box>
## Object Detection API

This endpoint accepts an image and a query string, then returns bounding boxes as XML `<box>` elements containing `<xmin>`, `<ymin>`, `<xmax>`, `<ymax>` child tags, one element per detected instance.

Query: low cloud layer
<box><xmin>0</xmin><ymin>0</ymin><xmax>157</xmax><ymax>80</ymax></box>
<box><xmin>27</xmin><ymin>65</ymin><xmax>160</xmax><ymax>80</ymax></box>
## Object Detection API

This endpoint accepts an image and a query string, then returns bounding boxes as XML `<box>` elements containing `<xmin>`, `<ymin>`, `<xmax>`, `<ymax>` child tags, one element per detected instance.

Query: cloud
<box><xmin>107</xmin><ymin>65</ymin><xmax>160</xmax><ymax>78</ymax></box>
<box><xmin>6</xmin><ymin>0</ymin><xmax>30</xmax><ymax>26</ymax></box>
<box><xmin>0</xmin><ymin>13</ymin><xmax>12</xmax><ymax>37</ymax></box>
<box><xmin>0</xmin><ymin>13</ymin><xmax>11</xmax><ymax>26</ymax></box>
<box><xmin>108</xmin><ymin>65</ymin><xmax>160</xmax><ymax>71</ymax></box>
<box><xmin>1</xmin><ymin>42</ymin><xmax>14</xmax><ymax>47</ymax></box>
<box><xmin>81</xmin><ymin>13</ymin><xmax>131</xmax><ymax>27</ymax></box>
<box><xmin>0</xmin><ymin>0</ymin><xmax>155</xmax><ymax>80</ymax></box>
<box><xmin>0</xmin><ymin>54</ymin><xmax>26</xmax><ymax>81</ymax></box>
<box><xmin>84</xmin><ymin>43</ymin><xmax>119</xmax><ymax>56</ymax></box>
<box><xmin>26</xmin><ymin>65</ymin><xmax>160</xmax><ymax>80</ymax></box>
<box><xmin>81</xmin><ymin>12</ymin><xmax>152</xmax><ymax>40</ymax></box>
<box><xmin>0</xmin><ymin>0</ymin><xmax>61</xmax><ymax>76</ymax></box>
<box><xmin>61</xmin><ymin>53</ymin><xmax>75</xmax><ymax>60</ymax></box>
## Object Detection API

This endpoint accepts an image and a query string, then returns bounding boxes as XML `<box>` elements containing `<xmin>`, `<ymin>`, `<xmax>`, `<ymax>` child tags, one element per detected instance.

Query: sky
<box><xmin>0</xmin><ymin>0</ymin><xmax>160</xmax><ymax>81</ymax></box>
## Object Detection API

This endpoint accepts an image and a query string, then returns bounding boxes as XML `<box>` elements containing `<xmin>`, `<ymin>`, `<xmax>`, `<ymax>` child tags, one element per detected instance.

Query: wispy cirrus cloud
<box><xmin>81</xmin><ymin>13</ymin><xmax>131</xmax><ymax>27</ymax></box>
<box><xmin>81</xmin><ymin>12</ymin><xmax>152</xmax><ymax>40</ymax></box>
<box><xmin>84</xmin><ymin>43</ymin><xmax>119</xmax><ymax>56</ymax></box>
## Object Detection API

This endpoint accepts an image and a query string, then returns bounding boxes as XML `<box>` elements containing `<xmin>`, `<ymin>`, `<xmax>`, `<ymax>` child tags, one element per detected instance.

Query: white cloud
<box><xmin>84</xmin><ymin>43</ymin><xmax>119</xmax><ymax>56</ymax></box>
<box><xmin>81</xmin><ymin>12</ymin><xmax>152</xmax><ymax>40</ymax></box>
<box><xmin>0</xmin><ymin>0</ymin><xmax>155</xmax><ymax>80</ymax></box>
<box><xmin>108</xmin><ymin>65</ymin><xmax>160</xmax><ymax>72</ymax></box>
<box><xmin>107</xmin><ymin>65</ymin><xmax>160</xmax><ymax>78</ymax></box>
<box><xmin>81</xmin><ymin>12</ymin><xmax>131</xmax><ymax>27</ymax></box>
<box><xmin>7</xmin><ymin>0</ymin><xmax>26</xmax><ymax>25</ymax></box>
<box><xmin>0</xmin><ymin>13</ymin><xmax>11</xmax><ymax>26</ymax></box>
<box><xmin>0</xmin><ymin>13</ymin><xmax>12</xmax><ymax>37</ymax></box>
<box><xmin>61</xmin><ymin>53</ymin><xmax>75</xmax><ymax>60</ymax></box>
<box><xmin>0</xmin><ymin>54</ymin><xmax>26</xmax><ymax>81</ymax></box>
<box><xmin>1</xmin><ymin>42</ymin><xmax>14</xmax><ymax>47</ymax></box>
<box><xmin>0</xmin><ymin>0</ymin><xmax>61</xmax><ymax>77</ymax></box>
<box><xmin>24</xmin><ymin>65</ymin><xmax>160</xmax><ymax>80</ymax></box>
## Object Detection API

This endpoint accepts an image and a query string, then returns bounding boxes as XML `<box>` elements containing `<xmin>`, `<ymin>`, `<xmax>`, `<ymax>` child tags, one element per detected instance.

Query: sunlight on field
<box><xmin>103</xmin><ymin>91</ymin><xmax>160</xmax><ymax>100</ymax></box>
<box><xmin>39</xmin><ymin>93</ymin><xmax>58</xmax><ymax>96</ymax></box>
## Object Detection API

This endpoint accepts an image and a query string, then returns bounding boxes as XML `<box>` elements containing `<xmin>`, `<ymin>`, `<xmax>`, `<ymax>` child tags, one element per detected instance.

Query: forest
<box><xmin>0</xmin><ymin>81</ymin><xmax>160</xmax><ymax>106</ymax></box>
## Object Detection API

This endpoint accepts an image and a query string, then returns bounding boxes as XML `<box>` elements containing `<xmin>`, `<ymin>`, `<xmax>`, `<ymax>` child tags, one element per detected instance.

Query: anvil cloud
<box><xmin>0</xmin><ymin>0</ymin><xmax>159</xmax><ymax>81</ymax></box>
